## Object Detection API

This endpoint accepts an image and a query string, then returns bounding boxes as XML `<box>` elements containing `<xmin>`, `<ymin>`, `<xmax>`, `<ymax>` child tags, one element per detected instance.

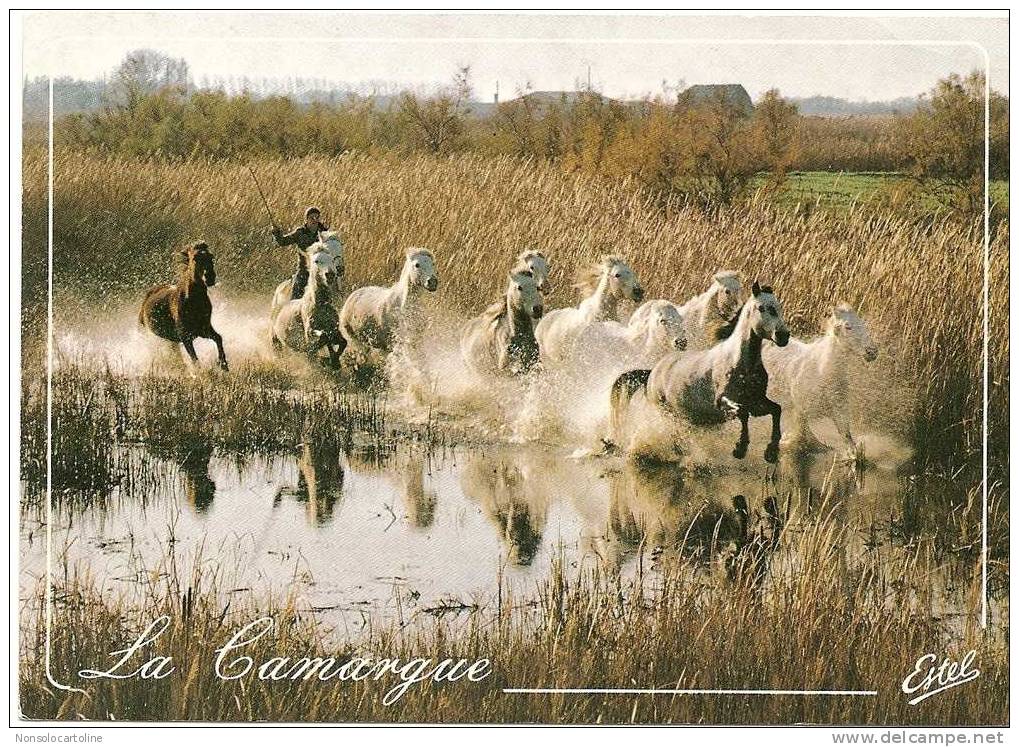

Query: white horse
<box><xmin>572</xmin><ymin>299</ymin><xmax>687</xmax><ymax>373</ymax></box>
<box><xmin>270</xmin><ymin>231</ymin><xmax>345</xmax><ymax>316</ymax></box>
<box><xmin>677</xmin><ymin>270</ymin><xmax>743</xmax><ymax>350</ymax></box>
<box><xmin>517</xmin><ymin>249</ymin><xmax>551</xmax><ymax>294</ymax></box>
<box><xmin>610</xmin><ymin>282</ymin><xmax>790</xmax><ymax>463</ymax></box>
<box><xmin>270</xmin><ymin>250</ymin><xmax>345</xmax><ymax>368</ymax></box>
<box><xmin>535</xmin><ymin>255</ymin><xmax>644</xmax><ymax>366</ymax></box>
<box><xmin>338</xmin><ymin>247</ymin><xmax>438</xmax><ymax>356</ymax></box>
<box><xmin>622</xmin><ymin>299</ymin><xmax>688</xmax><ymax>364</ymax></box>
<box><xmin>460</xmin><ymin>267</ymin><xmax>544</xmax><ymax>376</ymax></box>
<box><xmin>763</xmin><ymin>304</ymin><xmax>879</xmax><ymax>455</ymax></box>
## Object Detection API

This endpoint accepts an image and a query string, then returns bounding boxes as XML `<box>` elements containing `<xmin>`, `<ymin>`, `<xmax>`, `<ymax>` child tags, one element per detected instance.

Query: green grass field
<box><xmin>758</xmin><ymin>171</ymin><xmax>1009</xmax><ymax>214</ymax></box>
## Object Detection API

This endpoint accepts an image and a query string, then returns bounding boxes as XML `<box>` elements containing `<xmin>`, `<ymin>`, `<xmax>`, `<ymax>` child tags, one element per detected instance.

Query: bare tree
<box><xmin>106</xmin><ymin>49</ymin><xmax>189</xmax><ymax>111</ymax></box>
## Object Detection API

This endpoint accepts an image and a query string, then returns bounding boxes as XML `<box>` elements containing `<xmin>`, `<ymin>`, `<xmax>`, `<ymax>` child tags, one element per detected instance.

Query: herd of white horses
<box><xmin>254</xmin><ymin>232</ymin><xmax>879</xmax><ymax>462</ymax></box>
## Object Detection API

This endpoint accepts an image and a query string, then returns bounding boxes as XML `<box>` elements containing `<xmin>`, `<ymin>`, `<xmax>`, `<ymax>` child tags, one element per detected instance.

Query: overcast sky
<box><xmin>20</xmin><ymin>12</ymin><xmax>1008</xmax><ymax>102</ymax></box>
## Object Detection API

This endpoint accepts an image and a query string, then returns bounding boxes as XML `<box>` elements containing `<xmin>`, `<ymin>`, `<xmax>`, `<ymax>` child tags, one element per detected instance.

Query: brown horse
<box><xmin>139</xmin><ymin>242</ymin><xmax>228</xmax><ymax>370</ymax></box>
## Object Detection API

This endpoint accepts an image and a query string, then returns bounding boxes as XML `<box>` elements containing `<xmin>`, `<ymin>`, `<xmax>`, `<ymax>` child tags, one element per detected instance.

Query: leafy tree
<box><xmin>750</xmin><ymin>89</ymin><xmax>800</xmax><ymax>183</ymax></box>
<box><xmin>396</xmin><ymin>66</ymin><xmax>473</xmax><ymax>153</ymax></box>
<box><xmin>906</xmin><ymin>71</ymin><xmax>1009</xmax><ymax>218</ymax></box>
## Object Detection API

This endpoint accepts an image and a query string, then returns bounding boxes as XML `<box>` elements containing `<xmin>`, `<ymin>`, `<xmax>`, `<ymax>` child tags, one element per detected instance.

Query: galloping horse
<box><xmin>763</xmin><ymin>303</ymin><xmax>878</xmax><ymax>455</ymax></box>
<box><xmin>271</xmin><ymin>250</ymin><xmax>345</xmax><ymax>368</ymax></box>
<box><xmin>535</xmin><ymin>255</ymin><xmax>644</xmax><ymax>366</ymax></box>
<box><xmin>271</xmin><ymin>231</ymin><xmax>345</xmax><ymax>314</ymax></box>
<box><xmin>139</xmin><ymin>242</ymin><xmax>228</xmax><ymax>370</ymax></box>
<box><xmin>338</xmin><ymin>248</ymin><xmax>439</xmax><ymax>357</ymax></box>
<box><xmin>677</xmin><ymin>270</ymin><xmax>744</xmax><ymax>350</ymax></box>
<box><xmin>610</xmin><ymin>282</ymin><xmax>790</xmax><ymax>463</ymax></box>
<box><xmin>460</xmin><ymin>267</ymin><xmax>544</xmax><ymax>376</ymax></box>
<box><xmin>619</xmin><ymin>299</ymin><xmax>687</xmax><ymax>363</ymax></box>
<box><xmin>517</xmin><ymin>249</ymin><xmax>552</xmax><ymax>294</ymax></box>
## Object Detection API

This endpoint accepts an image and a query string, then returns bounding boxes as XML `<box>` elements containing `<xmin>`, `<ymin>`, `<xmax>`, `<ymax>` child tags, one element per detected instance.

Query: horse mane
<box><xmin>714</xmin><ymin>300</ymin><xmax>748</xmax><ymax>341</ymax></box>
<box><xmin>574</xmin><ymin>254</ymin><xmax>625</xmax><ymax>297</ymax></box>
<box><xmin>405</xmin><ymin>246</ymin><xmax>434</xmax><ymax>260</ymax></box>
<box><xmin>176</xmin><ymin>242</ymin><xmax>209</xmax><ymax>285</ymax></box>
<box><xmin>518</xmin><ymin>249</ymin><xmax>546</xmax><ymax>262</ymax></box>
<box><xmin>479</xmin><ymin>300</ymin><xmax>507</xmax><ymax>325</ymax></box>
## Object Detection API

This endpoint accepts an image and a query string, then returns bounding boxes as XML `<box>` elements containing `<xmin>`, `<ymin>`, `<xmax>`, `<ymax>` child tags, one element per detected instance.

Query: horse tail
<box><xmin>609</xmin><ymin>368</ymin><xmax>651</xmax><ymax>443</ymax></box>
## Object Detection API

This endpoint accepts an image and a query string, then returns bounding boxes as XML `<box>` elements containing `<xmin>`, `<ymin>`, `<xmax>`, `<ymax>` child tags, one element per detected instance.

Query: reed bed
<box><xmin>21</xmin><ymin>149</ymin><xmax>1008</xmax><ymax>472</ymax></box>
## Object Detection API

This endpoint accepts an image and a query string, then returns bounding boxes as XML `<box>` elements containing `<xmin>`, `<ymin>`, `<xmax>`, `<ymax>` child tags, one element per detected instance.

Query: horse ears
<box><xmin>752</xmin><ymin>281</ymin><xmax>762</xmax><ymax>296</ymax></box>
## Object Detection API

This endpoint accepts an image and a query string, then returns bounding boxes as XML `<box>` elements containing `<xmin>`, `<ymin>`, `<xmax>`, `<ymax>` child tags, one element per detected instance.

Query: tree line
<box><xmin>50</xmin><ymin>51</ymin><xmax>1008</xmax><ymax>218</ymax></box>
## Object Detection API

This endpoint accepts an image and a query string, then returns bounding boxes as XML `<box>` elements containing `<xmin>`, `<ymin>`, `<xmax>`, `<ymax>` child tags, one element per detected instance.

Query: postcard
<box><xmin>13</xmin><ymin>10</ymin><xmax>1010</xmax><ymax>734</ymax></box>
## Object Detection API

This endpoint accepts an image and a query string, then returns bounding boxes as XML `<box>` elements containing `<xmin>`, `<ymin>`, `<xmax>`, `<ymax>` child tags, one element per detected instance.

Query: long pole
<box><xmin>247</xmin><ymin>165</ymin><xmax>279</xmax><ymax>231</ymax></box>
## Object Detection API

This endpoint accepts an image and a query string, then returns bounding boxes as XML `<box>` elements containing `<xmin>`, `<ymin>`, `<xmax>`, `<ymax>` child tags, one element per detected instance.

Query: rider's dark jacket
<box><xmin>273</xmin><ymin>221</ymin><xmax>329</xmax><ymax>299</ymax></box>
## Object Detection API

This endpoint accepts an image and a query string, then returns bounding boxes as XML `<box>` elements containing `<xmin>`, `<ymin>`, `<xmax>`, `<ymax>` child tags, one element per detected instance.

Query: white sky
<box><xmin>21</xmin><ymin>11</ymin><xmax>1009</xmax><ymax>101</ymax></box>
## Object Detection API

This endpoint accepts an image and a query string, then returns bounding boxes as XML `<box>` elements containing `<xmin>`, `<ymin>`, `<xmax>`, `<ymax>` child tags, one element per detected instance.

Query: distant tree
<box><xmin>673</xmin><ymin>90</ymin><xmax>761</xmax><ymax>209</ymax></box>
<box><xmin>396</xmin><ymin>66</ymin><xmax>473</xmax><ymax>153</ymax></box>
<box><xmin>106</xmin><ymin>49</ymin><xmax>190</xmax><ymax>111</ymax></box>
<box><xmin>750</xmin><ymin>89</ymin><xmax>800</xmax><ymax>184</ymax></box>
<box><xmin>906</xmin><ymin>71</ymin><xmax>1009</xmax><ymax>218</ymax></box>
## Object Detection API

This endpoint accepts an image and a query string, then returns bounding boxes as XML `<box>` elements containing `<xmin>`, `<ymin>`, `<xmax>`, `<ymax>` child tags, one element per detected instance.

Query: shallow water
<box><xmin>21</xmin><ymin>296</ymin><xmax>991</xmax><ymax>637</ymax></box>
<box><xmin>20</xmin><ymin>436</ymin><xmax>988</xmax><ymax>636</ymax></box>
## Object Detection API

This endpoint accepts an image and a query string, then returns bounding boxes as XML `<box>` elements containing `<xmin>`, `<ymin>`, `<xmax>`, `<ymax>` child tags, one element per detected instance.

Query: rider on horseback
<box><xmin>272</xmin><ymin>206</ymin><xmax>329</xmax><ymax>300</ymax></box>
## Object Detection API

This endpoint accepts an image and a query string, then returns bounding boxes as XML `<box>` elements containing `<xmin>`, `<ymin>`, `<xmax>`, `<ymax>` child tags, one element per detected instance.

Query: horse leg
<box><xmin>732</xmin><ymin>408</ymin><xmax>750</xmax><ymax>459</ymax></box>
<box><xmin>205</xmin><ymin>327</ymin><xmax>229</xmax><ymax>371</ymax></box>
<box><xmin>181</xmin><ymin>336</ymin><xmax>200</xmax><ymax>369</ymax></box>
<box><xmin>758</xmin><ymin>398</ymin><xmax>782</xmax><ymax>464</ymax></box>
<box><xmin>832</xmin><ymin>409</ymin><xmax>857</xmax><ymax>459</ymax></box>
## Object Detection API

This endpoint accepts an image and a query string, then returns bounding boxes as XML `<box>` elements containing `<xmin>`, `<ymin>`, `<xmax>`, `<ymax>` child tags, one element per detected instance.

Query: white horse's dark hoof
<box><xmin>764</xmin><ymin>442</ymin><xmax>780</xmax><ymax>463</ymax></box>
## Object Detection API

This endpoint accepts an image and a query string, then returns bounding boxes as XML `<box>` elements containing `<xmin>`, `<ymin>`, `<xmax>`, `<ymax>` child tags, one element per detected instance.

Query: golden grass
<box><xmin>21</xmin><ymin>149</ymin><xmax>1007</xmax><ymax>470</ymax></box>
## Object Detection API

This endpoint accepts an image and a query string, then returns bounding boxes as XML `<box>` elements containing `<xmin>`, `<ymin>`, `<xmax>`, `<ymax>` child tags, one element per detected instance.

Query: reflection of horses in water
<box><xmin>605</xmin><ymin>462</ymin><xmax>785</xmax><ymax>586</ymax></box>
<box><xmin>145</xmin><ymin>441</ymin><xmax>217</xmax><ymax>515</ymax></box>
<box><xmin>345</xmin><ymin>449</ymin><xmax>437</xmax><ymax>528</ymax></box>
<box><xmin>460</xmin><ymin>452</ymin><xmax>549</xmax><ymax>566</ymax></box>
<box><xmin>180</xmin><ymin>444</ymin><xmax>217</xmax><ymax>514</ymax></box>
<box><xmin>274</xmin><ymin>442</ymin><xmax>345</xmax><ymax>526</ymax></box>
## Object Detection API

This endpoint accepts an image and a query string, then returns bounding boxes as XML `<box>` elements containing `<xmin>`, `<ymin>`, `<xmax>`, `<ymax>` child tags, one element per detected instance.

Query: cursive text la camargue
<box><xmin>900</xmin><ymin>650</ymin><xmax>980</xmax><ymax>705</ymax></box>
<box><xmin>78</xmin><ymin>615</ymin><xmax>492</xmax><ymax>705</ymax></box>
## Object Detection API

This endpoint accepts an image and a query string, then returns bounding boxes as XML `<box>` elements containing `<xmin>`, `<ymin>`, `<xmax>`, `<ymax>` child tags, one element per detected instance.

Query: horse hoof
<box><xmin>764</xmin><ymin>443</ymin><xmax>780</xmax><ymax>463</ymax></box>
<box><xmin>732</xmin><ymin>443</ymin><xmax>748</xmax><ymax>459</ymax></box>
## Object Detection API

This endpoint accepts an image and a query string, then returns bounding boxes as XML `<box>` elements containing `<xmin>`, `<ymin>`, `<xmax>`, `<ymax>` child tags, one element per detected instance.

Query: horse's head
<box><xmin>829</xmin><ymin>304</ymin><xmax>878</xmax><ymax>362</ymax></box>
<box><xmin>602</xmin><ymin>255</ymin><xmax>644</xmax><ymax>302</ymax></box>
<box><xmin>308</xmin><ymin>250</ymin><xmax>339</xmax><ymax>291</ymax></box>
<box><xmin>650</xmin><ymin>301</ymin><xmax>687</xmax><ymax>350</ymax></box>
<box><xmin>181</xmin><ymin>242</ymin><xmax>216</xmax><ymax>287</ymax></box>
<box><xmin>316</xmin><ymin>231</ymin><xmax>345</xmax><ymax>277</ymax></box>
<box><xmin>406</xmin><ymin>248</ymin><xmax>438</xmax><ymax>292</ymax></box>
<box><xmin>517</xmin><ymin>249</ymin><xmax>551</xmax><ymax>294</ymax></box>
<box><xmin>749</xmin><ymin>281</ymin><xmax>790</xmax><ymax>347</ymax></box>
<box><xmin>711</xmin><ymin>270</ymin><xmax>742</xmax><ymax>319</ymax></box>
<box><xmin>508</xmin><ymin>267</ymin><xmax>543</xmax><ymax>320</ymax></box>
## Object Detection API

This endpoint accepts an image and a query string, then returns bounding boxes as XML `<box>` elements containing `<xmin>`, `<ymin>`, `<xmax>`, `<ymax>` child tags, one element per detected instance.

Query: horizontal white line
<box><xmin>504</xmin><ymin>688</ymin><xmax>878</xmax><ymax>696</ymax></box>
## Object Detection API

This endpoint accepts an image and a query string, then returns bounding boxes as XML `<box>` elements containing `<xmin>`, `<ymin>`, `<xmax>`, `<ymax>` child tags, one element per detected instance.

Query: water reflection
<box><xmin>274</xmin><ymin>442</ymin><xmax>345</xmax><ymax>527</ymax></box>
<box><xmin>460</xmin><ymin>452</ymin><xmax>549</xmax><ymax>565</ymax></box>
<box><xmin>22</xmin><ymin>438</ymin><xmax>977</xmax><ymax>629</ymax></box>
<box><xmin>181</xmin><ymin>443</ymin><xmax>216</xmax><ymax>515</ymax></box>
